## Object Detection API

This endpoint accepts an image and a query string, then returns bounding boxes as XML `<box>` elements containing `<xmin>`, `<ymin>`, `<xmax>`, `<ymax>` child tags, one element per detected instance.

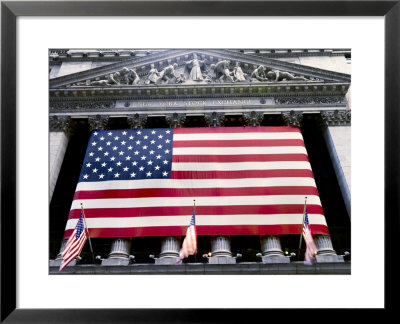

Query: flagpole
<box><xmin>298</xmin><ymin>197</ymin><xmax>307</xmax><ymax>259</ymax></box>
<box><xmin>80</xmin><ymin>203</ymin><xmax>95</xmax><ymax>264</ymax></box>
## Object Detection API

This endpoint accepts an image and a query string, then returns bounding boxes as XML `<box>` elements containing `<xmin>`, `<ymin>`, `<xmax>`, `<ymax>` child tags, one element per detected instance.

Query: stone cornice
<box><xmin>50</xmin><ymin>49</ymin><xmax>351</xmax><ymax>88</ymax></box>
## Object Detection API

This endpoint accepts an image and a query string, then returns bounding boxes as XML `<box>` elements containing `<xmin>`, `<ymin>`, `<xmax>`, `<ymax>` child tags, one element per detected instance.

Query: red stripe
<box><xmin>173</xmin><ymin>139</ymin><xmax>305</xmax><ymax>148</ymax></box>
<box><xmin>67</xmin><ymin>204</ymin><xmax>324</xmax><ymax>219</ymax></box>
<box><xmin>74</xmin><ymin>186</ymin><xmax>319</xmax><ymax>200</ymax></box>
<box><xmin>63</xmin><ymin>224</ymin><xmax>329</xmax><ymax>239</ymax></box>
<box><xmin>172</xmin><ymin>154</ymin><xmax>310</xmax><ymax>163</ymax></box>
<box><xmin>174</xmin><ymin>126</ymin><xmax>300</xmax><ymax>134</ymax></box>
<box><xmin>170</xmin><ymin>169</ymin><xmax>314</xmax><ymax>179</ymax></box>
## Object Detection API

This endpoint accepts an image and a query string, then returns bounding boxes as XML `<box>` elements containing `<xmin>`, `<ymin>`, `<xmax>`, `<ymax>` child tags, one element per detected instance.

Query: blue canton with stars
<box><xmin>79</xmin><ymin>128</ymin><xmax>174</xmax><ymax>182</ymax></box>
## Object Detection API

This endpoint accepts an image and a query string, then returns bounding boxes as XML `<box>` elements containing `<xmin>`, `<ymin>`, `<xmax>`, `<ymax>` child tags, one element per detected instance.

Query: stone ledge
<box><xmin>50</xmin><ymin>262</ymin><xmax>351</xmax><ymax>275</ymax></box>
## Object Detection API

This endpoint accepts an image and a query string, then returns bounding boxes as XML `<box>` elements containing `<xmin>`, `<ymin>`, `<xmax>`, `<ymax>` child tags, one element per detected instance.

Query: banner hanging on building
<box><xmin>63</xmin><ymin>126</ymin><xmax>329</xmax><ymax>238</ymax></box>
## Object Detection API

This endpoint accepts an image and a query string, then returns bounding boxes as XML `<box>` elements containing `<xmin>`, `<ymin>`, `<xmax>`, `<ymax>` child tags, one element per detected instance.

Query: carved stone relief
<box><xmin>88</xmin><ymin>115</ymin><xmax>110</xmax><ymax>130</ymax></box>
<box><xmin>49</xmin><ymin>115</ymin><xmax>73</xmax><ymax>134</ymax></box>
<box><xmin>165</xmin><ymin>113</ymin><xmax>186</xmax><ymax>128</ymax></box>
<box><xmin>126</xmin><ymin>114</ymin><xmax>148</xmax><ymax>129</ymax></box>
<box><xmin>282</xmin><ymin>111</ymin><xmax>303</xmax><ymax>127</ymax></box>
<box><xmin>204</xmin><ymin>112</ymin><xmax>225</xmax><ymax>127</ymax></box>
<box><xmin>321</xmin><ymin>110</ymin><xmax>351</xmax><ymax>126</ymax></box>
<box><xmin>243</xmin><ymin>111</ymin><xmax>264</xmax><ymax>126</ymax></box>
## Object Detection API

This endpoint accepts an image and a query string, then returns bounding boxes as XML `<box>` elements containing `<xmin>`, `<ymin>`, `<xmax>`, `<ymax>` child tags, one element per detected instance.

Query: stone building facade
<box><xmin>49</xmin><ymin>49</ymin><xmax>351</xmax><ymax>274</ymax></box>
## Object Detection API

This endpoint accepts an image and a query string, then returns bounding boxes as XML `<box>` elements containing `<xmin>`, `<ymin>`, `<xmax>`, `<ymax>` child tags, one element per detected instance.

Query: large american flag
<box><xmin>63</xmin><ymin>126</ymin><xmax>329</xmax><ymax>239</ymax></box>
<box><xmin>60</xmin><ymin>213</ymin><xmax>87</xmax><ymax>272</ymax></box>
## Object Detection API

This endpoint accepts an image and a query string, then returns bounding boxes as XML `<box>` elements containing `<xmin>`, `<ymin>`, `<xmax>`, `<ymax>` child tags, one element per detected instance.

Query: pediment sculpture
<box><xmin>70</xmin><ymin>58</ymin><xmax>320</xmax><ymax>87</ymax></box>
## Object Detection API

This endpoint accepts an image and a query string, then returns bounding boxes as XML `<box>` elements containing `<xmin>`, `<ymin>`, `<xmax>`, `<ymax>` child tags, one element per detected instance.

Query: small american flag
<box><xmin>59</xmin><ymin>213</ymin><xmax>87</xmax><ymax>272</ymax></box>
<box><xmin>302</xmin><ymin>207</ymin><xmax>318</xmax><ymax>265</ymax></box>
<box><xmin>177</xmin><ymin>207</ymin><xmax>197</xmax><ymax>263</ymax></box>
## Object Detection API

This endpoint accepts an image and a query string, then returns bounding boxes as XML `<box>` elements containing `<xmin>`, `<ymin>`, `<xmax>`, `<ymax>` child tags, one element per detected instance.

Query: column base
<box><xmin>316</xmin><ymin>254</ymin><xmax>344</xmax><ymax>263</ymax></box>
<box><xmin>261</xmin><ymin>255</ymin><xmax>290</xmax><ymax>264</ymax></box>
<box><xmin>49</xmin><ymin>259</ymin><xmax>76</xmax><ymax>267</ymax></box>
<box><xmin>101</xmin><ymin>257</ymin><xmax>130</xmax><ymax>266</ymax></box>
<box><xmin>155</xmin><ymin>256</ymin><xmax>180</xmax><ymax>265</ymax></box>
<box><xmin>208</xmin><ymin>256</ymin><xmax>236</xmax><ymax>264</ymax></box>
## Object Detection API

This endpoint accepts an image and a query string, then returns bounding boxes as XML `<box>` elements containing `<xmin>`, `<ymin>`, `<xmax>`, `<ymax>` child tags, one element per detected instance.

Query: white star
<box><xmin>110</xmin><ymin>157</ymin><xmax>115</xmax><ymax>161</ymax></box>
<box><xmin>121</xmin><ymin>141</ymin><xmax>126</xmax><ymax>145</ymax></box>
<box><xmin>98</xmin><ymin>146</ymin><xmax>103</xmax><ymax>151</ymax></box>
<box><xmin>122</xmin><ymin>131</ymin><xmax>127</xmax><ymax>135</ymax></box>
<box><xmin>116</xmin><ymin>161</ymin><xmax>122</xmax><ymax>166</ymax></box>
<box><xmin>86</xmin><ymin>162</ymin><xmax>92</xmax><ymax>167</ymax></box>
<box><xmin>93</xmin><ymin>131</ymin><xmax>98</xmax><ymax>136</ymax></box>
<box><xmin>137</xmin><ymin>130</ymin><xmax>142</xmax><ymax>135</ymax></box>
<box><xmin>91</xmin><ymin>141</ymin><xmax>97</xmax><ymax>146</ymax></box>
<box><xmin>83</xmin><ymin>174</ymin><xmax>89</xmax><ymax>179</ymax></box>
<box><xmin>134</xmin><ymin>151</ymin><xmax>139</xmax><ymax>155</ymax></box>
<box><xmin>166</xmin><ymin>130</ymin><xmax>171</xmax><ymax>134</ymax></box>
<box><xmin>151</xmin><ymin>130</ymin><xmax>156</xmax><ymax>134</ymax></box>
<box><xmin>89</xmin><ymin>152</ymin><xmax>94</xmax><ymax>157</ymax></box>
<box><xmin>148</xmin><ymin>160</ymin><xmax>153</xmax><ymax>165</ymax></box>
<box><xmin>128</xmin><ymin>145</ymin><xmax>133</xmax><ymax>150</ymax></box>
<box><xmin>100</xmin><ymin>136</ymin><xmax>105</xmax><ymax>141</ymax></box>
<box><xmin>119</xmin><ymin>151</ymin><xmax>124</xmax><ymax>156</ymax></box>
<box><xmin>157</xmin><ymin>145</ymin><xmax>163</xmax><ymax>149</ymax></box>
<box><xmin>106</xmin><ymin>141</ymin><xmax>111</xmax><ymax>146</ymax></box>
<box><xmin>114</xmin><ymin>136</ymin><xmax>119</xmax><ymax>140</ymax></box>
<box><xmin>95</xmin><ymin>157</ymin><xmax>100</xmax><ymax>162</ymax></box>
<box><xmin>164</xmin><ymin>149</ymin><xmax>170</xmax><ymax>154</ymax></box>
<box><xmin>129</xmin><ymin>135</ymin><xmax>134</xmax><ymax>140</ymax></box>
<box><xmin>108</xmin><ymin>167</ymin><xmax>113</xmax><ymax>172</ymax></box>
<box><xmin>108</xmin><ymin>132</ymin><xmax>112</xmax><ymax>136</ymax></box>
<box><xmin>150</xmin><ymin>140</ymin><xmax>156</xmax><ymax>144</ymax></box>
<box><xmin>141</xmin><ymin>155</ymin><xmax>146</xmax><ymax>160</ymax></box>
<box><xmin>146</xmin><ymin>171</ymin><xmax>152</xmax><ymax>177</ymax></box>
<box><xmin>125</xmin><ymin>156</ymin><xmax>131</xmax><ymax>161</ymax></box>
<box><xmin>130</xmin><ymin>172</ymin><xmax>136</xmax><ymax>178</ymax></box>
<box><xmin>163</xmin><ymin>160</ymin><xmax>169</xmax><ymax>165</ymax></box>
<box><xmin>149</xmin><ymin>150</ymin><xmax>155</xmax><ymax>155</ymax></box>
<box><xmin>101</xmin><ymin>162</ymin><xmax>107</xmax><ymax>167</ymax></box>
<box><xmin>155</xmin><ymin>165</ymin><xmax>160</xmax><ymax>170</ymax></box>
<box><xmin>162</xmin><ymin>171</ymin><xmax>168</xmax><ymax>176</ymax></box>
<box><xmin>132</xmin><ymin>161</ymin><xmax>138</xmax><ymax>166</ymax></box>
<box><xmin>123</xmin><ymin>167</ymin><xmax>129</xmax><ymax>172</ymax></box>
<box><xmin>92</xmin><ymin>168</ymin><xmax>98</xmax><ymax>173</ymax></box>
<box><xmin>142</xmin><ymin>145</ymin><xmax>148</xmax><ymax>150</ymax></box>
<box><xmin>165</xmin><ymin>139</ymin><xmax>171</xmax><ymax>143</ymax></box>
<box><xmin>158</xmin><ymin>135</ymin><xmax>163</xmax><ymax>139</ymax></box>
<box><xmin>99</xmin><ymin>174</ymin><xmax>105</xmax><ymax>179</ymax></box>
<box><xmin>156</xmin><ymin>155</ymin><xmax>161</xmax><ymax>159</ymax></box>
<box><xmin>144</xmin><ymin>135</ymin><xmax>149</xmax><ymax>140</ymax></box>
<box><xmin>114</xmin><ymin>173</ymin><xmax>120</xmax><ymax>178</ymax></box>
<box><xmin>139</xmin><ymin>166</ymin><xmax>144</xmax><ymax>171</ymax></box>
<box><xmin>136</xmin><ymin>140</ymin><xmax>141</xmax><ymax>145</ymax></box>
<box><xmin>104</xmin><ymin>152</ymin><xmax>109</xmax><ymax>156</ymax></box>
<box><xmin>113</xmin><ymin>146</ymin><xmax>118</xmax><ymax>151</ymax></box>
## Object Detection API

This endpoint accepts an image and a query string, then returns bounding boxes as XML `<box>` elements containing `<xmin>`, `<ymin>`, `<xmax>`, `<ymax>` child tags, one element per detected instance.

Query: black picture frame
<box><xmin>1</xmin><ymin>0</ymin><xmax>399</xmax><ymax>322</ymax></box>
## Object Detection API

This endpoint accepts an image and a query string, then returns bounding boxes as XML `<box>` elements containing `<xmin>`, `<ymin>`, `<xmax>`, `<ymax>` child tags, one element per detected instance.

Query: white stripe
<box><xmin>71</xmin><ymin>195</ymin><xmax>322</xmax><ymax>210</ymax></box>
<box><xmin>172</xmin><ymin>161</ymin><xmax>312</xmax><ymax>171</ymax></box>
<box><xmin>65</xmin><ymin>213</ymin><xmax>327</xmax><ymax>230</ymax></box>
<box><xmin>173</xmin><ymin>146</ymin><xmax>307</xmax><ymax>155</ymax></box>
<box><xmin>173</xmin><ymin>132</ymin><xmax>303</xmax><ymax>141</ymax></box>
<box><xmin>76</xmin><ymin>177</ymin><xmax>317</xmax><ymax>191</ymax></box>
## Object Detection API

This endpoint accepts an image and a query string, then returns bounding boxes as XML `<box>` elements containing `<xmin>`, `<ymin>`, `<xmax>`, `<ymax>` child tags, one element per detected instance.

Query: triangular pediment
<box><xmin>49</xmin><ymin>49</ymin><xmax>351</xmax><ymax>89</ymax></box>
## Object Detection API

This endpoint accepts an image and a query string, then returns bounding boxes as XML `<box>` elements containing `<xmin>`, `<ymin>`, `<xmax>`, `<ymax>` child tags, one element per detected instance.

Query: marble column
<box><xmin>204</xmin><ymin>112</ymin><xmax>225</xmax><ymax>127</ymax></box>
<box><xmin>208</xmin><ymin>236</ymin><xmax>236</xmax><ymax>264</ymax></box>
<box><xmin>315</xmin><ymin>234</ymin><xmax>344</xmax><ymax>263</ymax></box>
<box><xmin>165</xmin><ymin>113</ymin><xmax>186</xmax><ymax>128</ymax></box>
<box><xmin>126</xmin><ymin>113</ymin><xmax>148</xmax><ymax>129</ymax></box>
<box><xmin>49</xmin><ymin>115</ymin><xmax>72</xmax><ymax>202</ymax></box>
<box><xmin>102</xmin><ymin>238</ymin><xmax>133</xmax><ymax>266</ymax></box>
<box><xmin>155</xmin><ymin>236</ymin><xmax>181</xmax><ymax>264</ymax></box>
<box><xmin>88</xmin><ymin>114</ymin><xmax>110</xmax><ymax>131</ymax></box>
<box><xmin>282</xmin><ymin>110</ymin><xmax>303</xmax><ymax>127</ymax></box>
<box><xmin>243</xmin><ymin>111</ymin><xmax>264</xmax><ymax>126</ymax></box>
<box><xmin>260</xmin><ymin>235</ymin><xmax>290</xmax><ymax>264</ymax></box>
<box><xmin>320</xmin><ymin>110</ymin><xmax>351</xmax><ymax>218</ymax></box>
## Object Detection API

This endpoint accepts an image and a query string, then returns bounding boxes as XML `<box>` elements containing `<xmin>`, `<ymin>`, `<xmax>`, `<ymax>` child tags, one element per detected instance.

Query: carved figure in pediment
<box><xmin>90</xmin><ymin>72</ymin><xmax>120</xmax><ymax>86</ymax></box>
<box><xmin>211</xmin><ymin>60</ymin><xmax>234</xmax><ymax>83</ymax></box>
<box><xmin>176</xmin><ymin>73</ymin><xmax>186</xmax><ymax>83</ymax></box>
<box><xmin>159</xmin><ymin>63</ymin><xmax>178</xmax><ymax>83</ymax></box>
<box><xmin>185</xmin><ymin>54</ymin><xmax>207</xmax><ymax>81</ymax></box>
<box><xmin>233</xmin><ymin>62</ymin><xmax>247</xmax><ymax>82</ymax></box>
<box><xmin>266</xmin><ymin>70</ymin><xmax>308</xmax><ymax>82</ymax></box>
<box><xmin>145</xmin><ymin>64</ymin><xmax>161</xmax><ymax>85</ymax></box>
<box><xmin>128</xmin><ymin>68</ymin><xmax>140</xmax><ymax>85</ymax></box>
<box><xmin>250</xmin><ymin>65</ymin><xmax>269</xmax><ymax>82</ymax></box>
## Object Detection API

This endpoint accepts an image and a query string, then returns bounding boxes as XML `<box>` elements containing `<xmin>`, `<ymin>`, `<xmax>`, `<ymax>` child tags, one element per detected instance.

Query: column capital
<box><xmin>165</xmin><ymin>113</ymin><xmax>186</xmax><ymax>128</ymax></box>
<box><xmin>204</xmin><ymin>112</ymin><xmax>225</xmax><ymax>127</ymax></box>
<box><xmin>282</xmin><ymin>110</ymin><xmax>303</xmax><ymax>127</ymax></box>
<box><xmin>88</xmin><ymin>114</ymin><xmax>110</xmax><ymax>131</ymax></box>
<box><xmin>126</xmin><ymin>113</ymin><xmax>148</xmax><ymax>129</ymax></box>
<box><xmin>243</xmin><ymin>111</ymin><xmax>264</xmax><ymax>126</ymax></box>
<box><xmin>320</xmin><ymin>110</ymin><xmax>351</xmax><ymax>126</ymax></box>
<box><xmin>49</xmin><ymin>115</ymin><xmax>73</xmax><ymax>135</ymax></box>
